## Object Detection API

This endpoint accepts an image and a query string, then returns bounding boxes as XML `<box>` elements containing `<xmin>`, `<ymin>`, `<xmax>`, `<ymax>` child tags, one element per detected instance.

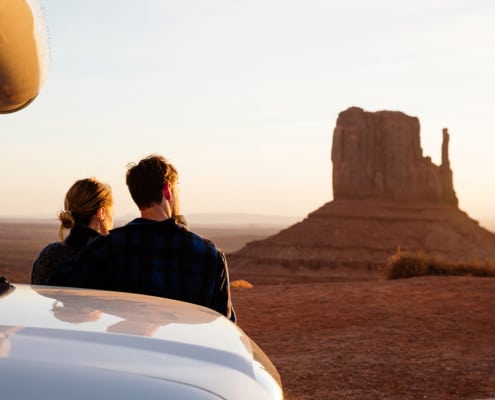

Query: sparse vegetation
<box><xmin>385</xmin><ymin>248</ymin><xmax>495</xmax><ymax>279</ymax></box>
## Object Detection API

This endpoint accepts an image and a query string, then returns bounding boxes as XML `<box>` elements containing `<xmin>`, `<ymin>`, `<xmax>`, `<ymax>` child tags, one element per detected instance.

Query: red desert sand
<box><xmin>230</xmin><ymin>265</ymin><xmax>495</xmax><ymax>400</ymax></box>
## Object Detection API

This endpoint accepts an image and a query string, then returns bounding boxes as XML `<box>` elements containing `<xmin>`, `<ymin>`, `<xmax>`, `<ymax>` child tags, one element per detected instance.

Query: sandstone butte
<box><xmin>231</xmin><ymin>106</ymin><xmax>495</xmax><ymax>269</ymax></box>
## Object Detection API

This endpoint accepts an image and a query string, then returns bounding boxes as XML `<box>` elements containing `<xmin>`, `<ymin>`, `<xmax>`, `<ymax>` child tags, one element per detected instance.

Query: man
<box><xmin>50</xmin><ymin>155</ymin><xmax>235</xmax><ymax>322</ymax></box>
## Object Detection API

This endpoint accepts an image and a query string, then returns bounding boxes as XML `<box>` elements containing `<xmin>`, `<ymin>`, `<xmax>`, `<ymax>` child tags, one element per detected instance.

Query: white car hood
<box><xmin>0</xmin><ymin>284</ymin><xmax>282</xmax><ymax>400</ymax></box>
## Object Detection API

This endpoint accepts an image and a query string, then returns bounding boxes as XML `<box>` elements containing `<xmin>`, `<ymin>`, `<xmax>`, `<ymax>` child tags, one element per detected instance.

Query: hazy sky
<box><xmin>2</xmin><ymin>0</ymin><xmax>494</xmax><ymax>227</ymax></box>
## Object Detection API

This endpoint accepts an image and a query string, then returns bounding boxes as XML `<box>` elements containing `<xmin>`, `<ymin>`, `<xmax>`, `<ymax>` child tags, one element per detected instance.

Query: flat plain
<box><xmin>1</xmin><ymin>220</ymin><xmax>494</xmax><ymax>400</ymax></box>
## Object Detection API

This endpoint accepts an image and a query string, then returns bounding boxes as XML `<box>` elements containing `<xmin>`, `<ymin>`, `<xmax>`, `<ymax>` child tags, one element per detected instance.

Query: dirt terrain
<box><xmin>2</xmin><ymin>221</ymin><xmax>495</xmax><ymax>399</ymax></box>
<box><xmin>229</xmin><ymin>265</ymin><xmax>495</xmax><ymax>400</ymax></box>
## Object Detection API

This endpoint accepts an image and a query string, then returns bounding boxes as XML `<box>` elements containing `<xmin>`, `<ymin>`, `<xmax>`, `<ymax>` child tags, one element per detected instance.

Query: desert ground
<box><xmin>1</xmin><ymin>220</ymin><xmax>495</xmax><ymax>399</ymax></box>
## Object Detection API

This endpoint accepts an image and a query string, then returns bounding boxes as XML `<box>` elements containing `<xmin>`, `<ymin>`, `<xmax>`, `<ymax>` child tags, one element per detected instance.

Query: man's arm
<box><xmin>212</xmin><ymin>251</ymin><xmax>236</xmax><ymax>323</ymax></box>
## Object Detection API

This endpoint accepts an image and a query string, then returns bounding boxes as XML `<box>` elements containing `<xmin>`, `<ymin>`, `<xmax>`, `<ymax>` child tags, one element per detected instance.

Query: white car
<box><xmin>0</xmin><ymin>278</ymin><xmax>284</xmax><ymax>399</ymax></box>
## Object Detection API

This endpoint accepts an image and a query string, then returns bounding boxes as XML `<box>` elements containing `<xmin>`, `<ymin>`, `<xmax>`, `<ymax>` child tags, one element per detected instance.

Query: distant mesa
<box><xmin>332</xmin><ymin>107</ymin><xmax>458</xmax><ymax>206</ymax></box>
<box><xmin>231</xmin><ymin>107</ymin><xmax>495</xmax><ymax>268</ymax></box>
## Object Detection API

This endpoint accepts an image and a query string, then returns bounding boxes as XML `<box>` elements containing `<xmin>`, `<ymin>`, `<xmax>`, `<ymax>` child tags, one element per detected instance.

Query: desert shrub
<box><xmin>384</xmin><ymin>249</ymin><xmax>495</xmax><ymax>280</ymax></box>
<box><xmin>385</xmin><ymin>250</ymin><xmax>427</xmax><ymax>279</ymax></box>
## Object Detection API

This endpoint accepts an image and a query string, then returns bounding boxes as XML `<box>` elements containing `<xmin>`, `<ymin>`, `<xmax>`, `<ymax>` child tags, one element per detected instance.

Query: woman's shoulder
<box><xmin>37</xmin><ymin>241</ymin><xmax>66</xmax><ymax>257</ymax></box>
<box><xmin>33</xmin><ymin>241</ymin><xmax>79</xmax><ymax>270</ymax></box>
<box><xmin>32</xmin><ymin>240</ymin><xmax>86</xmax><ymax>285</ymax></box>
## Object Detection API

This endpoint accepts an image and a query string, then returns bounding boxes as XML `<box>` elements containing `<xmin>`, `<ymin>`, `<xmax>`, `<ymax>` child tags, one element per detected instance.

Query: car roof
<box><xmin>0</xmin><ymin>284</ymin><xmax>281</xmax><ymax>400</ymax></box>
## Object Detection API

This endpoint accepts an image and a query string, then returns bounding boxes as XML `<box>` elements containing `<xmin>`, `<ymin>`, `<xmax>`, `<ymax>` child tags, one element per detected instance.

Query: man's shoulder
<box><xmin>104</xmin><ymin>218</ymin><xmax>223</xmax><ymax>254</ymax></box>
<box><xmin>186</xmin><ymin>229</ymin><xmax>217</xmax><ymax>246</ymax></box>
<box><xmin>168</xmin><ymin>220</ymin><xmax>224</xmax><ymax>256</ymax></box>
<box><xmin>108</xmin><ymin>218</ymin><xmax>174</xmax><ymax>236</ymax></box>
<box><xmin>164</xmin><ymin>219</ymin><xmax>221</xmax><ymax>253</ymax></box>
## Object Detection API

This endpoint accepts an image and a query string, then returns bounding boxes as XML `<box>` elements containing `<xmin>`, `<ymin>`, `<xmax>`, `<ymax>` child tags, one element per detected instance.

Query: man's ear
<box><xmin>163</xmin><ymin>183</ymin><xmax>172</xmax><ymax>201</ymax></box>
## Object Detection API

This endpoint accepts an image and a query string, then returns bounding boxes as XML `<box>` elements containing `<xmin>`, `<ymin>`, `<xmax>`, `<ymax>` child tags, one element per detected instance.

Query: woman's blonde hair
<box><xmin>58</xmin><ymin>178</ymin><xmax>113</xmax><ymax>240</ymax></box>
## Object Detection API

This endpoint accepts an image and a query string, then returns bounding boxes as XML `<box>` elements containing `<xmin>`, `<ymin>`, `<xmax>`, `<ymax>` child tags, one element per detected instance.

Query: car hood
<box><xmin>0</xmin><ymin>284</ymin><xmax>282</xmax><ymax>400</ymax></box>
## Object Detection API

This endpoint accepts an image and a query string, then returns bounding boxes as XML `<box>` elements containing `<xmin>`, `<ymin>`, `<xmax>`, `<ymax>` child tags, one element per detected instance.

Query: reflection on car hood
<box><xmin>0</xmin><ymin>284</ymin><xmax>282</xmax><ymax>400</ymax></box>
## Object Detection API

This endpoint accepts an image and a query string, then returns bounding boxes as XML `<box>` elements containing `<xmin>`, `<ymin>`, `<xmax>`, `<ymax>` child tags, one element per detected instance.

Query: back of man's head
<box><xmin>126</xmin><ymin>155</ymin><xmax>178</xmax><ymax>210</ymax></box>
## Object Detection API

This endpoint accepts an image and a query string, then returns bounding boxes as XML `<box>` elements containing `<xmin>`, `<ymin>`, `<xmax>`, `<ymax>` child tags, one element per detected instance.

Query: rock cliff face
<box><xmin>232</xmin><ymin>107</ymin><xmax>495</xmax><ymax>268</ymax></box>
<box><xmin>332</xmin><ymin>107</ymin><xmax>458</xmax><ymax>205</ymax></box>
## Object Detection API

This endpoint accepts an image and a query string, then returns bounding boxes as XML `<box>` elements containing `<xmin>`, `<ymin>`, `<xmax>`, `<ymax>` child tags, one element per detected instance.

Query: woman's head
<box><xmin>58</xmin><ymin>178</ymin><xmax>113</xmax><ymax>240</ymax></box>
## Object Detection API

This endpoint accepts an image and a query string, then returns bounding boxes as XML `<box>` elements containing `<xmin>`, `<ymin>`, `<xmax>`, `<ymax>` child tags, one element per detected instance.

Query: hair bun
<box><xmin>58</xmin><ymin>210</ymin><xmax>75</xmax><ymax>229</ymax></box>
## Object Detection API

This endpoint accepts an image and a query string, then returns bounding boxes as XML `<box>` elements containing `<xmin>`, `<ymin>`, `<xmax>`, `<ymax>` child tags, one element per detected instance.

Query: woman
<box><xmin>31</xmin><ymin>178</ymin><xmax>114</xmax><ymax>284</ymax></box>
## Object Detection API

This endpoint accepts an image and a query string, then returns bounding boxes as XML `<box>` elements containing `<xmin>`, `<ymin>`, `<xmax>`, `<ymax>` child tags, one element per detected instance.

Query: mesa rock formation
<box><xmin>231</xmin><ymin>107</ymin><xmax>495</xmax><ymax>268</ymax></box>
<box><xmin>332</xmin><ymin>107</ymin><xmax>458</xmax><ymax>205</ymax></box>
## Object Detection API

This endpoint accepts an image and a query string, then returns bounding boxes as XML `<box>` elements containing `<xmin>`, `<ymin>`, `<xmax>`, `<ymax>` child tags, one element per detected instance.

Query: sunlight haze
<box><xmin>1</xmin><ymin>0</ymin><xmax>494</xmax><ymax>230</ymax></box>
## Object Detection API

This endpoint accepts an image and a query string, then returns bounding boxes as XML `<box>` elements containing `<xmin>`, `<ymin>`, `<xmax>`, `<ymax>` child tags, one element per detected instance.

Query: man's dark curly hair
<box><xmin>126</xmin><ymin>155</ymin><xmax>178</xmax><ymax>210</ymax></box>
